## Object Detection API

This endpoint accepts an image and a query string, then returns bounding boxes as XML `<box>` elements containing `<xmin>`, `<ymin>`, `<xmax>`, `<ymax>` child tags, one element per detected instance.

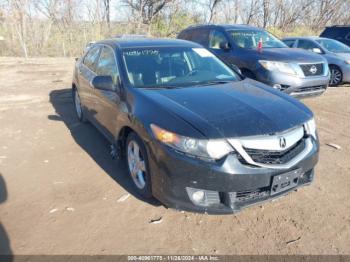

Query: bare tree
<box><xmin>220</xmin><ymin>0</ymin><xmax>241</xmax><ymax>24</ymax></box>
<box><xmin>262</xmin><ymin>0</ymin><xmax>269</xmax><ymax>28</ymax></box>
<box><xmin>311</xmin><ymin>0</ymin><xmax>344</xmax><ymax>30</ymax></box>
<box><xmin>1</xmin><ymin>0</ymin><xmax>350</xmax><ymax>57</ymax></box>
<box><xmin>33</xmin><ymin>0</ymin><xmax>60</xmax><ymax>49</ymax></box>
<box><xmin>207</xmin><ymin>0</ymin><xmax>222</xmax><ymax>23</ymax></box>
<box><xmin>122</xmin><ymin>0</ymin><xmax>172</xmax><ymax>25</ymax></box>
<box><xmin>7</xmin><ymin>0</ymin><xmax>30</xmax><ymax>58</ymax></box>
<box><xmin>243</xmin><ymin>0</ymin><xmax>260</xmax><ymax>25</ymax></box>
<box><xmin>104</xmin><ymin>0</ymin><xmax>111</xmax><ymax>29</ymax></box>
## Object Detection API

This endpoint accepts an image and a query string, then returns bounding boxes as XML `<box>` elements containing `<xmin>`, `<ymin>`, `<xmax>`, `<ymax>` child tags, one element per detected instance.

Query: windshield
<box><xmin>228</xmin><ymin>29</ymin><xmax>287</xmax><ymax>49</ymax></box>
<box><xmin>122</xmin><ymin>47</ymin><xmax>240</xmax><ymax>88</ymax></box>
<box><xmin>316</xmin><ymin>39</ymin><xmax>350</xmax><ymax>53</ymax></box>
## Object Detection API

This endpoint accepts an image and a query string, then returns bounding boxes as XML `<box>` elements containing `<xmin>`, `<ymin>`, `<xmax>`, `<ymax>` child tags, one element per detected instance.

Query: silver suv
<box><xmin>283</xmin><ymin>37</ymin><xmax>350</xmax><ymax>86</ymax></box>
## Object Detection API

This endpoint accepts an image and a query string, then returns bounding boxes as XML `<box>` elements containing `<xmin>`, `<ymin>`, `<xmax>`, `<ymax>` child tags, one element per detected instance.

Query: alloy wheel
<box><xmin>330</xmin><ymin>67</ymin><xmax>342</xmax><ymax>86</ymax></box>
<box><xmin>127</xmin><ymin>140</ymin><xmax>146</xmax><ymax>189</ymax></box>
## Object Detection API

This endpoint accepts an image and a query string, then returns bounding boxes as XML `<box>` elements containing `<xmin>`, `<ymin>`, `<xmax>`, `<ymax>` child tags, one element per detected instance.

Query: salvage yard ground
<box><xmin>0</xmin><ymin>57</ymin><xmax>349</xmax><ymax>255</ymax></box>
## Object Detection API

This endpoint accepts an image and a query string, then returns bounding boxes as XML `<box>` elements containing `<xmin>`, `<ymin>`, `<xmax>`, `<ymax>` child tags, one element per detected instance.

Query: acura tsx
<box><xmin>72</xmin><ymin>38</ymin><xmax>319</xmax><ymax>214</ymax></box>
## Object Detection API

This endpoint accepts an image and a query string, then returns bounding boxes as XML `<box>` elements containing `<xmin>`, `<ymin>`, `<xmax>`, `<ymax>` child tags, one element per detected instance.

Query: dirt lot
<box><xmin>0</xmin><ymin>57</ymin><xmax>349</xmax><ymax>255</ymax></box>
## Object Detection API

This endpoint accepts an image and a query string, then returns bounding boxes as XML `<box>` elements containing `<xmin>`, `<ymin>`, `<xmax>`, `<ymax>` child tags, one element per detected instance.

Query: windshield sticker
<box><xmin>124</xmin><ymin>50</ymin><xmax>159</xmax><ymax>56</ymax></box>
<box><xmin>192</xmin><ymin>48</ymin><xmax>215</xmax><ymax>57</ymax></box>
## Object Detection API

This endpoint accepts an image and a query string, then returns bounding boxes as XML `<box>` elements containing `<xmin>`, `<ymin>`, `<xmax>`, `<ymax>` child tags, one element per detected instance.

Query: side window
<box><xmin>191</xmin><ymin>28</ymin><xmax>209</xmax><ymax>46</ymax></box>
<box><xmin>96</xmin><ymin>46</ymin><xmax>119</xmax><ymax>86</ymax></box>
<box><xmin>297</xmin><ymin>40</ymin><xmax>318</xmax><ymax>51</ymax></box>
<box><xmin>283</xmin><ymin>40</ymin><xmax>295</xmax><ymax>47</ymax></box>
<box><xmin>321</xmin><ymin>28</ymin><xmax>343</xmax><ymax>38</ymax></box>
<box><xmin>209</xmin><ymin>30</ymin><xmax>228</xmax><ymax>49</ymax></box>
<box><xmin>83</xmin><ymin>46</ymin><xmax>100</xmax><ymax>72</ymax></box>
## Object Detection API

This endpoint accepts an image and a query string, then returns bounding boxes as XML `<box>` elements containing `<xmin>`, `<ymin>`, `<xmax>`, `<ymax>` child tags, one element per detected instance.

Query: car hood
<box><xmin>142</xmin><ymin>79</ymin><xmax>313</xmax><ymax>139</ymax></box>
<box><xmin>250</xmin><ymin>48</ymin><xmax>325</xmax><ymax>63</ymax></box>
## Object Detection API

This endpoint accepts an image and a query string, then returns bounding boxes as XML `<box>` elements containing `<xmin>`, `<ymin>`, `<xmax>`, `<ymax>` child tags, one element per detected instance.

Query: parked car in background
<box><xmin>177</xmin><ymin>24</ymin><xmax>330</xmax><ymax>98</ymax></box>
<box><xmin>320</xmin><ymin>26</ymin><xmax>350</xmax><ymax>47</ymax></box>
<box><xmin>282</xmin><ymin>37</ymin><xmax>350</xmax><ymax>86</ymax></box>
<box><xmin>72</xmin><ymin>38</ymin><xmax>319</xmax><ymax>214</ymax></box>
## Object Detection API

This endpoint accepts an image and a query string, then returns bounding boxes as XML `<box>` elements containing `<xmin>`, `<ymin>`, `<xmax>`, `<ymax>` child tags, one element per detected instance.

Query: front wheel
<box><xmin>126</xmin><ymin>132</ymin><xmax>153</xmax><ymax>198</ymax></box>
<box><xmin>329</xmin><ymin>65</ymin><xmax>343</xmax><ymax>86</ymax></box>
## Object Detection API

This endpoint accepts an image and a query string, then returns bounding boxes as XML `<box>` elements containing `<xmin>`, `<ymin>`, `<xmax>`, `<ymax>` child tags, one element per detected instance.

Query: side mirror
<box><xmin>219</xmin><ymin>41</ymin><xmax>231</xmax><ymax>51</ymax></box>
<box><xmin>91</xmin><ymin>75</ymin><xmax>114</xmax><ymax>91</ymax></box>
<box><xmin>312</xmin><ymin>48</ymin><xmax>323</xmax><ymax>54</ymax></box>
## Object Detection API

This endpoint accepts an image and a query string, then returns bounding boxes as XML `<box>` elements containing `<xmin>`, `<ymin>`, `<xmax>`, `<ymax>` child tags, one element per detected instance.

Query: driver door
<box><xmin>92</xmin><ymin>45</ymin><xmax>121</xmax><ymax>142</ymax></box>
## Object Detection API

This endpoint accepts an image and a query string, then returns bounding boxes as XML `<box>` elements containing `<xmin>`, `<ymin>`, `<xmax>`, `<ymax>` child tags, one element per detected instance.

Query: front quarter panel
<box><xmin>115</xmin><ymin>87</ymin><xmax>208</xmax><ymax>145</ymax></box>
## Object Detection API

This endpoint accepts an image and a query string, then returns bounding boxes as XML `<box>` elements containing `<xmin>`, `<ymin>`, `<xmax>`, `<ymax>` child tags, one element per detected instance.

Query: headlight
<box><xmin>324</xmin><ymin>63</ymin><xmax>330</xmax><ymax>76</ymax></box>
<box><xmin>344</xmin><ymin>60</ymin><xmax>350</xmax><ymax>65</ymax></box>
<box><xmin>259</xmin><ymin>60</ymin><xmax>300</xmax><ymax>76</ymax></box>
<box><xmin>304</xmin><ymin>118</ymin><xmax>317</xmax><ymax>140</ymax></box>
<box><xmin>150</xmin><ymin>124</ymin><xmax>234</xmax><ymax>159</ymax></box>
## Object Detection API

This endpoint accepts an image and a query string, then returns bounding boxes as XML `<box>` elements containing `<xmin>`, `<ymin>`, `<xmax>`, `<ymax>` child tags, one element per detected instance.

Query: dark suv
<box><xmin>320</xmin><ymin>26</ymin><xmax>350</xmax><ymax>47</ymax></box>
<box><xmin>178</xmin><ymin>24</ymin><xmax>330</xmax><ymax>98</ymax></box>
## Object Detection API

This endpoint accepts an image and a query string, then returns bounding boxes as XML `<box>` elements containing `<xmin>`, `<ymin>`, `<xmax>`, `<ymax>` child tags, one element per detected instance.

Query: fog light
<box><xmin>186</xmin><ymin>187</ymin><xmax>220</xmax><ymax>207</ymax></box>
<box><xmin>273</xmin><ymin>84</ymin><xmax>282</xmax><ymax>90</ymax></box>
<box><xmin>192</xmin><ymin>190</ymin><xmax>205</xmax><ymax>202</ymax></box>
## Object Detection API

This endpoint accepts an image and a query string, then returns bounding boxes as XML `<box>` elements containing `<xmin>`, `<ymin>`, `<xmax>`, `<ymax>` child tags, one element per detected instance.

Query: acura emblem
<box><xmin>279</xmin><ymin>137</ymin><xmax>287</xmax><ymax>149</ymax></box>
<box><xmin>309</xmin><ymin>65</ymin><xmax>317</xmax><ymax>74</ymax></box>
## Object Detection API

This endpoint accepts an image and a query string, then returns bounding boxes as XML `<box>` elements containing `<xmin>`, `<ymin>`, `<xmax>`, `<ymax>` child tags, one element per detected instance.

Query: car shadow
<box><xmin>48</xmin><ymin>88</ymin><xmax>160</xmax><ymax>207</ymax></box>
<box><xmin>0</xmin><ymin>173</ymin><xmax>13</xmax><ymax>261</ymax></box>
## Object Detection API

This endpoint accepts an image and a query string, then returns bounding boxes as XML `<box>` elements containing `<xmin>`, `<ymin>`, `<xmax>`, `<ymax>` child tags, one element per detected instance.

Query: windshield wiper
<box><xmin>143</xmin><ymin>80</ymin><xmax>234</xmax><ymax>89</ymax></box>
<box><xmin>143</xmin><ymin>85</ymin><xmax>180</xmax><ymax>89</ymax></box>
<box><xmin>200</xmin><ymin>80</ymin><xmax>234</xmax><ymax>86</ymax></box>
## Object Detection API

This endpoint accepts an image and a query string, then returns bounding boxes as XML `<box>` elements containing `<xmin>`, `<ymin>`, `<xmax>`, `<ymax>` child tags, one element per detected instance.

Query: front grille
<box><xmin>293</xmin><ymin>85</ymin><xmax>327</xmax><ymax>93</ymax></box>
<box><xmin>300</xmin><ymin>63</ymin><xmax>324</xmax><ymax>76</ymax></box>
<box><xmin>240</xmin><ymin>139</ymin><xmax>306</xmax><ymax>165</ymax></box>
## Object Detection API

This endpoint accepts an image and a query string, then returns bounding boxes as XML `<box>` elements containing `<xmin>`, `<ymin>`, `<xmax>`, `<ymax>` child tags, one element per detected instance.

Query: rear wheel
<box><xmin>73</xmin><ymin>88</ymin><xmax>86</xmax><ymax>122</ymax></box>
<box><xmin>329</xmin><ymin>65</ymin><xmax>342</xmax><ymax>86</ymax></box>
<box><xmin>126</xmin><ymin>132</ymin><xmax>152</xmax><ymax>198</ymax></box>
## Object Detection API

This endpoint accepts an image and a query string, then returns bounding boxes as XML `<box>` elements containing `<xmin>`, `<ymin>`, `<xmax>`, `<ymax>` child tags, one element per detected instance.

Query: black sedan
<box><xmin>72</xmin><ymin>38</ymin><xmax>319</xmax><ymax>214</ymax></box>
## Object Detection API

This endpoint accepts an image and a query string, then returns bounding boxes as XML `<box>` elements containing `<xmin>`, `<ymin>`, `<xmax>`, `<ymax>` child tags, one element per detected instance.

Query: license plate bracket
<box><xmin>271</xmin><ymin>169</ymin><xmax>301</xmax><ymax>196</ymax></box>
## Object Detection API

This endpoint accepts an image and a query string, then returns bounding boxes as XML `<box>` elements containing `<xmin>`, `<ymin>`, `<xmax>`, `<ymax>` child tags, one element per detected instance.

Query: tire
<box><xmin>73</xmin><ymin>88</ymin><xmax>86</xmax><ymax>122</ymax></box>
<box><xmin>329</xmin><ymin>65</ymin><xmax>343</xmax><ymax>86</ymax></box>
<box><xmin>126</xmin><ymin>132</ymin><xmax>153</xmax><ymax>198</ymax></box>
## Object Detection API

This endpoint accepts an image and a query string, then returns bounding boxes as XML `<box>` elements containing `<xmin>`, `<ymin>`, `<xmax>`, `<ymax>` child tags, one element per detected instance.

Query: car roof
<box><xmin>94</xmin><ymin>38</ymin><xmax>201</xmax><ymax>49</ymax></box>
<box><xmin>325</xmin><ymin>25</ymin><xmax>350</xmax><ymax>28</ymax></box>
<box><xmin>184</xmin><ymin>24</ymin><xmax>263</xmax><ymax>31</ymax></box>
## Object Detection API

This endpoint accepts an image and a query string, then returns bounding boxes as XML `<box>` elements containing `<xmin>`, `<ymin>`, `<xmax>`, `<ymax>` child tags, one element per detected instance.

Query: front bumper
<box><xmin>340</xmin><ymin>63</ymin><xmax>350</xmax><ymax>83</ymax></box>
<box><xmin>255</xmin><ymin>67</ymin><xmax>329</xmax><ymax>98</ymax></box>
<box><xmin>147</xmin><ymin>138</ymin><xmax>319</xmax><ymax>214</ymax></box>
